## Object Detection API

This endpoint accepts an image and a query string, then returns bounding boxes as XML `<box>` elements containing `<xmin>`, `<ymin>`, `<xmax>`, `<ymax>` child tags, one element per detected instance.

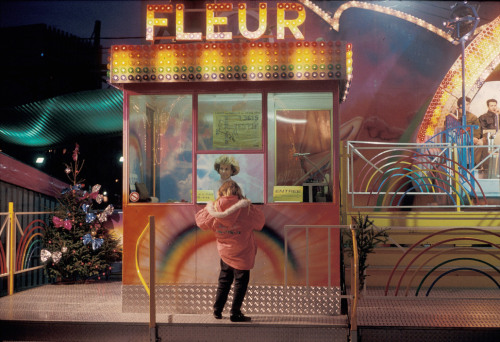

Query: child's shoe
<box><xmin>230</xmin><ymin>313</ymin><xmax>251</xmax><ymax>322</ymax></box>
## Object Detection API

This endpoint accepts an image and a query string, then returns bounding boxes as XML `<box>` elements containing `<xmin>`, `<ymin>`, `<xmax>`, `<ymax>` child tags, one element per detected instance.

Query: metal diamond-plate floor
<box><xmin>355</xmin><ymin>287</ymin><xmax>500</xmax><ymax>342</ymax></box>
<box><xmin>0</xmin><ymin>282</ymin><xmax>499</xmax><ymax>342</ymax></box>
<box><xmin>0</xmin><ymin>281</ymin><xmax>347</xmax><ymax>342</ymax></box>
<box><xmin>357</xmin><ymin>287</ymin><xmax>500</xmax><ymax>328</ymax></box>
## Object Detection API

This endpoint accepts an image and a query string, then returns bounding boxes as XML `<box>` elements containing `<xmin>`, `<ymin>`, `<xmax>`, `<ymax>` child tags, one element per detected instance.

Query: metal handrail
<box><xmin>384</xmin><ymin>227</ymin><xmax>500</xmax><ymax>296</ymax></box>
<box><xmin>135</xmin><ymin>222</ymin><xmax>151</xmax><ymax>296</ymax></box>
<box><xmin>0</xmin><ymin>203</ymin><xmax>53</xmax><ymax>294</ymax></box>
<box><xmin>283</xmin><ymin>224</ymin><xmax>358</xmax><ymax>339</ymax></box>
<box><xmin>283</xmin><ymin>224</ymin><xmax>350</xmax><ymax>290</ymax></box>
<box><xmin>345</xmin><ymin>141</ymin><xmax>500</xmax><ymax>210</ymax></box>
<box><xmin>134</xmin><ymin>216</ymin><xmax>158</xmax><ymax>342</ymax></box>
<box><xmin>350</xmin><ymin>225</ymin><xmax>359</xmax><ymax>342</ymax></box>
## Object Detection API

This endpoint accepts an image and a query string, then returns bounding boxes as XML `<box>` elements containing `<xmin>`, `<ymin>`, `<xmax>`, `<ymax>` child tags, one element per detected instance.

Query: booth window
<box><xmin>196</xmin><ymin>153</ymin><xmax>265</xmax><ymax>204</ymax></box>
<box><xmin>128</xmin><ymin>94</ymin><xmax>193</xmax><ymax>203</ymax></box>
<box><xmin>196</xmin><ymin>93</ymin><xmax>264</xmax><ymax>204</ymax></box>
<box><xmin>197</xmin><ymin>93</ymin><xmax>262</xmax><ymax>151</ymax></box>
<box><xmin>267</xmin><ymin>93</ymin><xmax>333</xmax><ymax>203</ymax></box>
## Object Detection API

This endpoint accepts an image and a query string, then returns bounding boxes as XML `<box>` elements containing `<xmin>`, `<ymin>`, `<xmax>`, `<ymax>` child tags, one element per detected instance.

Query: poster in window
<box><xmin>213</xmin><ymin>111</ymin><xmax>262</xmax><ymax>149</ymax></box>
<box><xmin>196</xmin><ymin>154</ymin><xmax>264</xmax><ymax>204</ymax></box>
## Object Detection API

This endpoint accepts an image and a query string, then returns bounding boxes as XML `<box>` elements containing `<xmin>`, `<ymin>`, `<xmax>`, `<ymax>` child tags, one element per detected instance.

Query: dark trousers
<box><xmin>213</xmin><ymin>259</ymin><xmax>250</xmax><ymax>315</ymax></box>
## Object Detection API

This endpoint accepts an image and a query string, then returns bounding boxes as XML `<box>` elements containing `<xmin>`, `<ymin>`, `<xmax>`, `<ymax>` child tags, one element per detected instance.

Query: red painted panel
<box><xmin>123</xmin><ymin>203</ymin><xmax>341</xmax><ymax>287</ymax></box>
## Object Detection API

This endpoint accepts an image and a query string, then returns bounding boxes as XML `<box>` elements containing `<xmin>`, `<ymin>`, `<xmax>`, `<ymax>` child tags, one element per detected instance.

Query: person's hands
<box><xmin>450</xmin><ymin>104</ymin><xmax>458</xmax><ymax>114</ymax></box>
<box><xmin>473</xmin><ymin>137</ymin><xmax>483</xmax><ymax>145</ymax></box>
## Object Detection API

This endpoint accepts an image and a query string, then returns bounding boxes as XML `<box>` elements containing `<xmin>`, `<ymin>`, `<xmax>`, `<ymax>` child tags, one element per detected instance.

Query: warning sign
<box><xmin>129</xmin><ymin>191</ymin><xmax>140</xmax><ymax>202</ymax></box>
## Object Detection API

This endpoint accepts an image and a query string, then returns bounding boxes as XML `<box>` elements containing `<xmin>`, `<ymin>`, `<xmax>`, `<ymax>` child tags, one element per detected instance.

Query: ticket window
<box><xmin>127</xmin><ymin>91</ymin><xmax>334</xmax><ymax>204</ymax></box>
<box><xmin>267</xmin><ymin>92</ymin><xmax>334</xmax><ymax>203</ymax></box>
<box><xmin>196</xmin><ymin>93</ymin><xmax>265</xmax><ymax>204</ymax></box>
<box><xmin>128</xmin><ymin>94</ymin><xmax>193</xmax><ymax>203</ymax></box>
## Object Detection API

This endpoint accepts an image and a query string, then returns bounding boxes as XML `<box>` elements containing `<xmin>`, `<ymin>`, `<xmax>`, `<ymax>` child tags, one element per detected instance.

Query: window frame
<box><xmin>123</xmin><ymin>81</ymin><xmax>339</xmax><ymax>206</ymax></box>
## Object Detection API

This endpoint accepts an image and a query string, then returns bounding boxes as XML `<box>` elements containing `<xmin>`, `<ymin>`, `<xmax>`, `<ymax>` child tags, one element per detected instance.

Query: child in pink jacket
<box><xmin>195</xmin><ymin>180</ymin><xmax>265</xmax><ymax>322</ymax></box>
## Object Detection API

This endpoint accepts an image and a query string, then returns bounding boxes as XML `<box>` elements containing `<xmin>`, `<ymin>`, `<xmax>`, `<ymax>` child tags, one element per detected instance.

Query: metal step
<box><xmin>1</xmin><ymin>317</ymin><xmax>348</xmax><ymax>342</ymax></box>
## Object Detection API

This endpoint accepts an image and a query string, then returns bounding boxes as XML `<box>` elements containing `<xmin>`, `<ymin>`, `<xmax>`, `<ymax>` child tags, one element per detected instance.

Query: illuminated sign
<box><xmin>146</xmin><ymin>2</ymin><xmax>306</xmax><ymax>42</ymax></box>
<box><xmin>108</xmin><ymin>2</ymin><xmax>354</xmax><ymax>102</ymax></box>
<box><xmin>109</xmin><ymin>41</ymin><xmax>352</xmax><ymax>84</ymax></box>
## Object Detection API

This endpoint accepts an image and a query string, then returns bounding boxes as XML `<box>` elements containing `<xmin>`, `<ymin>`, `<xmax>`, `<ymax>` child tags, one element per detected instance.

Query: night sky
<box><xmin>2</xmin><ymin>1</ymin><xmax>500</xmax><ymax>207</ymax></box>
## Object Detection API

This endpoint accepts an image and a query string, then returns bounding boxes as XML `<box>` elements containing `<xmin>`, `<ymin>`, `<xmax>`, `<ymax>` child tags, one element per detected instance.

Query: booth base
<box><xmin>122</xmin><ymin>284</ymin><xmax>342</xmax><ymax>316</ymax></box>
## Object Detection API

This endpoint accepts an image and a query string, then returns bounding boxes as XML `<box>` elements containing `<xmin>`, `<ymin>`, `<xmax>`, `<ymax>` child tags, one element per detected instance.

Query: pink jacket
<box><xmin>195</xmin><ymin>196</ymin><xmax>265</xmax><ymax>270</ymax></box>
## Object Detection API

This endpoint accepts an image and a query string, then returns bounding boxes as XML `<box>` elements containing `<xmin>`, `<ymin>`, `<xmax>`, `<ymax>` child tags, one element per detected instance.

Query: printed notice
<box><xmin>273</xmin><ymin>186</ymin><xmax>303</xmax><ymax>202</ymax></box>
<box><xmin>213</xmin><ymin>111</ymin><xmax>262</xmax><ymax>149</ymax></box>
<box><xmin>197</xmin><ymin>190</ymin><xmax>215</xmax><ymax>203</ymax></box>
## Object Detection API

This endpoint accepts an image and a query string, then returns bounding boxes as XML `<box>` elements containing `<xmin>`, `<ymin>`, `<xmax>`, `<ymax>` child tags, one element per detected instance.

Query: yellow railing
<box><xmin>135</xmin><ymin>221</ymin><xmax>151</xmax><ymax>296</ymax></box>
<box><xmin>349</xmin><ymin>225</ymin><xmax>359</xmax><ymax>341</ymax></box>
<box><xmin>1</xmin><ymin>202</ymin><xmax>51</xmax><ymax>296</ymax></box>
<box><xmin>8</xmin><ymin>202</ymin><xmax>15</xmax><ymax>295</ymax></box>
<box><xmin>134</xmin><ymin>216</ymin><xmax>157</xmax><ymax>341</ymax></box>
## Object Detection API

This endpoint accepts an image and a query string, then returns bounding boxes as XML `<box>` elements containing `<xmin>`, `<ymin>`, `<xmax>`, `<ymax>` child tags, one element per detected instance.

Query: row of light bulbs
<box><xmin>418</xmin><ymin>17</ymin><xmax>500</xmax><ymax>141</ymax></box>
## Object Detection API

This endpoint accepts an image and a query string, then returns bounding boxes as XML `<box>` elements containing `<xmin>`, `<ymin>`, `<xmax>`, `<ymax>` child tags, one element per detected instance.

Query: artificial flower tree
<box><xmin>41</xmin><ymin>144</ymin><xmax>121</xmax><ymax>282</ymax></box>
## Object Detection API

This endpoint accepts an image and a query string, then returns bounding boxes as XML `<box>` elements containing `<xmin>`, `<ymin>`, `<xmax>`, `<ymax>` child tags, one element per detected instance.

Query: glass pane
<box><xmin>196</xmin><ymin>154</ymin><xmax>264</xmax><ymax>204</ymax></box>
<box><xmin>267</xmin><ymin>93</ymin><xmax>333</xmax><ymax>203</ymax></box>
<box><xmin>198</xmin><ymin>93</ymin><xmax>262</xmax><ymax>151</ymax></box>
<box><xmin>129</xmin><ymin>94</ymin><xmax>192</xmax><ymax>203</ymax></box>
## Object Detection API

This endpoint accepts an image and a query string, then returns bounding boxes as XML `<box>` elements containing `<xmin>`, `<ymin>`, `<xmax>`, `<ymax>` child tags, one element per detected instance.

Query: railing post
<box><xmin>340</xmin><ymin>142</ymin><xmax>349</xmax><ymax>225</ymax></box>
<box><xmin>452</xmin><ymin>144</ymin><xmax>461</xmax><ymax>211</ymax></box>
<box><xmin>149</xmin><ymin>216</ymin><xmax>157</xmax><ymax>342</ymax></box>
<box><xmin>8</xmin><ymin>202</ymin><xmax>15</xmax><ymax>295</ymax></box>
<box><xmin>284</xmin><ymin>225</ymin><xmax>288</xmax><ymax>294</ymax></box>
<box><xmin>350</xmin><ymin>225</ymin><xmax>359</xmax><ymax>342</ymax></box>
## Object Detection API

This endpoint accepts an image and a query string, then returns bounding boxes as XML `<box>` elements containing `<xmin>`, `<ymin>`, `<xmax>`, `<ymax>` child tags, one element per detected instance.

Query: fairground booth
<box><xmin>109</xmin><ymin>1</ymin><xmax>352</xmax><ymax>314</ymax></box>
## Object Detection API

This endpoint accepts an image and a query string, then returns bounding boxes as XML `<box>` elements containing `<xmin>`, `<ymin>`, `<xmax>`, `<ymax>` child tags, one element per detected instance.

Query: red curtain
<box><xmin>276</xmin><ymin>110</ymin><xmax>331</xmax><ymax>185</ymax></box>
